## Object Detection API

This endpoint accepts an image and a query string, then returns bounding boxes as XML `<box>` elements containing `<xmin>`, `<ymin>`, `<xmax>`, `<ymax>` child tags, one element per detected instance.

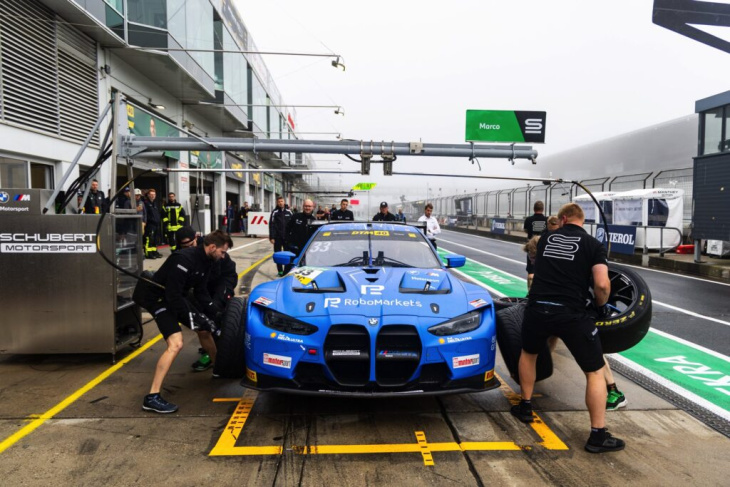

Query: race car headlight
<box><xmin>262</xmin><ymin>309</ymin><xmax>318</xmax><ymax>335</ymax></box>
<box><xmin>427</xmin><ymin>310</ymin><xmax>482</xmax><ymax>336</ymax></box>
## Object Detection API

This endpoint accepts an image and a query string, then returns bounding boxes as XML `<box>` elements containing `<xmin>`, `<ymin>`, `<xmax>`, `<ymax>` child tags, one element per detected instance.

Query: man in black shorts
<box><xmin>133</xmin><ymin>230</ymin><xmax>230</xmax><ymax>413</ymax></box>
<box><xmin>511</xmin><ymin>203</ymin><xmax>625</xmax><ymax>453</ymax></box>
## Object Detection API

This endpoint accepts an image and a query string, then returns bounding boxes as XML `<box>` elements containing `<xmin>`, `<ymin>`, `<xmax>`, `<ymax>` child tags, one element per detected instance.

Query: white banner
<box><xmin>247</xmin><ymin>211</ymin><xmax>269</xmax><ymax>236</ymax></box>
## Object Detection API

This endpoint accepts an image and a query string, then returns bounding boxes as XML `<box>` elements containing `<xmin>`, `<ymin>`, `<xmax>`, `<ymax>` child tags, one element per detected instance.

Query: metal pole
<box><xmin>122</xmin><ymin>136</ymin><xmax>538</xmax><ymax>161</ymax></box>
<box><xmin>43</xmin><ymin>100</ymin><xmax>113</xmax><ymax>214</ymax></box>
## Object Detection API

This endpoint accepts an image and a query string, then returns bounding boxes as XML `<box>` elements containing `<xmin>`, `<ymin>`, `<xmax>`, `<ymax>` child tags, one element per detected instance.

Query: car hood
<box><xmin>254</xmin><ymin>267</ymin><xmax>489</xmax><ymax>319</ymax></box>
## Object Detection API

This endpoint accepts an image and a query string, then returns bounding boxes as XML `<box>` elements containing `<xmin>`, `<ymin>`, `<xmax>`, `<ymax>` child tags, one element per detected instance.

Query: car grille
<box><xmin>324</xmin><ymin>325</ymin><xmax>370</xmax><ymax>386</ymax></box>
<box><xmin>375</xmin><ymin>325</ymin><xmax>422</xmax><ymax>386</ymax></box>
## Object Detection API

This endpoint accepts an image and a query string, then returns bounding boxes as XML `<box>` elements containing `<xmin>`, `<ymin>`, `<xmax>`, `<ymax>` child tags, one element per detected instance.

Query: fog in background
<box><xmin>236</xmin><ymin>0</ymin><xmax>730</xmax><ymax>207</ymax></box>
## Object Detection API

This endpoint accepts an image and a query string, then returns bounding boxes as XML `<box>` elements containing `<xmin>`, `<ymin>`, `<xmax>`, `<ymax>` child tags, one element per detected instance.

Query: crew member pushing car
<box><xmin>133</xmin><ymin>230</ymin><xmax>230</xmax><ymax>414</ymax></box>
<box><xmin>511</xmin><ymin>203</ymin><xmax>625</xmax><ymax>453</ymax></box>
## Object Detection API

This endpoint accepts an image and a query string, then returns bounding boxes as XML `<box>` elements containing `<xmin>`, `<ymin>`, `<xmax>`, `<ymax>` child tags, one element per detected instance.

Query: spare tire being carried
<box><xmin>496</xmin><ymin>303</ymin><xmax>553</xmax><ymax>383</ymax></box>
<box><xmin>213</xmin><ymin>297</ymin><xmax>247</xmax><ymax>379</ymax></box>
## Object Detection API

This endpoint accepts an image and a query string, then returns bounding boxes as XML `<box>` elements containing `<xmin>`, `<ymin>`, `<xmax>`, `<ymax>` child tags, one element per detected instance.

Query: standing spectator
<box><xmin>133</xmin><ymin>230</ymin><xmax>231</xmax><ymax>413</ymax></box>
<box><xmin>225</xmin><ymin>200</ymin><xmax>235</xmax><ymax>234</ymax></box>
<box><xmin>418</xmin><ymin>203</ymin><xmax>441</xmax><ymax>249</ymax></box>
<box><xmin>323</xmin><ymin>206</ymin><xmax>331</xmax><ymax>220</ymax></box>
<box><xmin>77</xmin><ymin>192</ymin><xmax>85</xmax><ymax>214</ymax></box>
<box><xmin>162</xmin><ymin>192</ymin><xmax>186</xmax><ymax>251</ymax></box>
<box><xmin>331</xmin><ymin>199</ymin><xmax>354</xmax><ymax>220</ymax></box>
<box><xmin>135</xmin><ymin>188</ymin><xmax>147</xmax><ymax>235</ymax></box>
<box><xmin>396</xmin><ymin>208</ymin><xmax>407</xmax><ymax>222</ymax></box>
<box><xmin>269</xmin><ymin>196</ymin><xmax>293</xmax><ymax>277</ymax></box>
<box><xmin>286</xmin><ymin>199</ymin><xmax>316</xmax><ymax>258</ymax></box>
<box><xmin>524</xmin><ymin>201</ymin><xmax>548</xmax><ymax>239</ymax></box>
<box><xmin>144</xmin><ymin>189</ymin><xmax>162</xmax><ymax>259</ymax></box>
<box><xmin>373</xmin><ymin>201</ymin><xmax>397</xmax><ymax>221</ymax></box>
<box><xmin>238</xmin><ymin>201</ymin><xmax>250</xmax><ymax>236</ymax></box>
<box><xmin>83</xmin><ymin>179</ymin><xmax>106</xmax><ymax>215</ymax></box>
<box><xmin>511</xmin><ymin>203</ymin><xmax>624</xmax><ymax>453</ymax></box>
<box><xmin>315</xmin><ymin>205</ymin><xmax>326</xmax><ymax>220</ymax></box>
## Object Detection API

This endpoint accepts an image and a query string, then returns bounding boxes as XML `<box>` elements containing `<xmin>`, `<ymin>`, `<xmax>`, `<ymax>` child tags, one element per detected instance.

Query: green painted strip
<box><xmin>620</xmin><ymin>332</ymin><xmax>730</xmax><ymax>411</ymax></box>
<box><xmin>439</xmin><ymin>248</ymin><xmax>527</xmax><ymax>297</ymax></box>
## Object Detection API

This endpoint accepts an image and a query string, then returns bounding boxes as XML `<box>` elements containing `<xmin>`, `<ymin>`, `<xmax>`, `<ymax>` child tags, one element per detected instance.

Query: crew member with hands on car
<box><xmin>133</xmin><ymin>230</ymin><xmax>231</xmax><ymax>414</ymax></box>
<box><xmin>511</xmin><ymin>203</ymin><xmax>625</xmax><ymax>454</ymax></box>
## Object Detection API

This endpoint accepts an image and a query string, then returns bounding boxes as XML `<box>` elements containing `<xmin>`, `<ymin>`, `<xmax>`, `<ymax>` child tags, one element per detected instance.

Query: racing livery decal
<box><xmin>293</xmin><ymin>267</ymin><xmax>324</xmax><ymax>285</ymax></box>
<box><xmin>263</xmin><ymin>353</ymin><xmax>292</xmax><ymax>369</ymax></box>
<box><xmin>453</xmin><ymin>354</ymin><xmax>480</xmax><ymax>368</ymax></box>
<box><xmin>469</xmin><ymin>298</ymin><xmax>488</xmax><ymax>308</ymax></box>
<box><xmin>254</xmin><ymin>296</ymin><xmax>274</xmax><ymax>307</ymax></box>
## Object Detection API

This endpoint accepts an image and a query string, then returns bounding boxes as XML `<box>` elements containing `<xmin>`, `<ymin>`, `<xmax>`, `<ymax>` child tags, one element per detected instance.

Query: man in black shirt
<box><xmin>286</xmin><ymin>199</ymin><xmax>316</xmax><ymax>258</ymax></box>
<box><xmin>83</xmin><ymin>179</ymin><xmax>107</xmax><ymax>215</ymax></box>
<box><xmin>331</xmin><ymin>198</ymin><xmax>354</xmax><ymax>221</ymax></box>
<box><xmin>143</xmin><ymin>189</ymin><xmax>163</xmax><ymax>259</ymax></box>
<box><xmin>523</xmin><ymin>200</ymin><xmax>548</xmax><ymax>239</ymax></box>
<box><xmin>372</xmin><ymin>201</ymin><xmax>396</xmax><ymax>221</ymax></box>
<box><xmin>133</xmin><ymin>230</ymin><xmax>230</xmax><ymax>413</ymax></box>
<box><xmin>269</xmin><ymin>196</ymin><xmax>293</xmax><ymax>276</ymax></box>
<box><xmin>511</xmin><ymin>203</ymin><xmax>624</xmax><ymax>454</ymax></box>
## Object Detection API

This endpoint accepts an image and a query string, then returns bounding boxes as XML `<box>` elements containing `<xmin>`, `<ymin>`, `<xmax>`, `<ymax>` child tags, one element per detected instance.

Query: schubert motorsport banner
<box><xmin>465</xmin><ymin>110</ymin><xmax>546</xmax><ymax>143</ymax></box>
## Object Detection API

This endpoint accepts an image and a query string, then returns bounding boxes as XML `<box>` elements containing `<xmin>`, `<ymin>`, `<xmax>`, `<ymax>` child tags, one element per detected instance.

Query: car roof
<box><xmin>313</xmin><ymin>221</ymin><xmax>422</xmax><ymax>233</ymax></box>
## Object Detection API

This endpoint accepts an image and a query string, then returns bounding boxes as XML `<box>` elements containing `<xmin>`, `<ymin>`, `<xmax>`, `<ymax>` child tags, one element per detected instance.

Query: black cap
<box><xmin>124</xmin><ymin>187</ymin><xmax>130</xmax><ymax>191</ymax></box>
<box><xmin>380</xmin><ymin>201</ymin><xmax>388</xmax><ymax>208</ymax></box>
<box><xmin>175</xmin><ymin>226</ymin><xmax>197</xmax><ymax>246</ymax></box>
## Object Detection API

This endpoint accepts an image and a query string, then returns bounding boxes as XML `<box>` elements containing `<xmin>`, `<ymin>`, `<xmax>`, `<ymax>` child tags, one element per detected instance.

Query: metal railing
<box><xmin>582</xmin><ymin>223</ymin><xmax>684</xmax><ymax>256</ymax></box>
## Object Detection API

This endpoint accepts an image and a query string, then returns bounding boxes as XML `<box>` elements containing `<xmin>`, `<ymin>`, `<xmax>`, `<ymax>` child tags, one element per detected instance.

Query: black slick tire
<box><xmin>213</xmin><ymin>297</ymin><xmax>247</xmax><ymax>378</ymax></box>
<box><xmin>495</xmin><ymin>303</ymin><xmax>553</xmax><ymax>383</ymax></box>
<box><xmin>597</xmin><ymin>265</ymin><xmax>652</xmax><ymax>353</ymax></box>
<box><xmin>493</xmin><ymin>296</ymin><xmax>528</xmax><ymax>312</ymax></box>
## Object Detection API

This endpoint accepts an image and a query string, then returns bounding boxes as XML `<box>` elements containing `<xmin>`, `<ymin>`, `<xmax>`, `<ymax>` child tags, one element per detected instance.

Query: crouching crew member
<box><xmin>133</xmin><ymin>230</ymin><xmax>230</xmax><ymax>413</ymax></box>
<box><xmin>511</xmin><ymin>203</ymin><xmax>625</xmax><ymax>453</ymax></box>
<box><xmin>163</xmin><ymin>192</ymin><xmax>186</xmax><ymax>251</ymax></box>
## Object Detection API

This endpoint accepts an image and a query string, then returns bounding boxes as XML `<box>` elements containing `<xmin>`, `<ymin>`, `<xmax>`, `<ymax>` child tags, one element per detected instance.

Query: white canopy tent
<box><xmin>573</xmin><ymin>192</ymin><xmax>617</xmax><ymax>224</ymax></box>
<box><xmin>612</xmin><ymin>188</ymin><xmax>684</xmax><ymax>249</ymax></box>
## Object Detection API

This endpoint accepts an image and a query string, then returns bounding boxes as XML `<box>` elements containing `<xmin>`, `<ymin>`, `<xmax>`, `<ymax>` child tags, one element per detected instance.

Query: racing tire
<box><xmin>493</xmin><ymin>296</ymin><xmax>528</xmax><ymax>312</ymax></box>
<box><xmin>496</xmin><ymin>303</ymin><xmax>553</xmax><ymax>383</ymax></box>
<box><xmin>213</xmin><ymin>297</ymin><xmax>247</xmax><ymax>379</ymax></box>
<box><xmin>597</xmin><ymin>265</ymin><xmax>652</xmax><ymax>354</ymax></box>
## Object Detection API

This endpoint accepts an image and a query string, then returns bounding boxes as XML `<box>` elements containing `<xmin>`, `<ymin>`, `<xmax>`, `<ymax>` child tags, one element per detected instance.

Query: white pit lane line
<box><xmin>229</xmin><ymin>238</ymin><xmax>269</xmax><ymax>253</ymax></box>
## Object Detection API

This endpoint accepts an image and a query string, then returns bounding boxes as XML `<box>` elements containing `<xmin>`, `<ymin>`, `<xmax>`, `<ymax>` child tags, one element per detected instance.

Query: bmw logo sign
<box><xmin>368</xmin><ymin>318</ymin><xmax>379</xmax><ymax>326</ymax></box>
<box><xmin>0</xmin><ymin>192</ymin><xmax>9</xmax><ymax>204</ymax></box>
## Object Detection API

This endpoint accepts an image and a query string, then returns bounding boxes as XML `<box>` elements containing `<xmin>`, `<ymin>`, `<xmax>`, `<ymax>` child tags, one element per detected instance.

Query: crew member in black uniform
<box><xmin>163</xmin><ymin>192</ymin><xmax>186</xmax><ymax>251</ymax></box>
<box><xmin>143</xmin><ymin>189</ymin><xmax>163</xmax><ymax>259</ymax></box>
<box><xmin>286</xmin><ymin>199</ymin><xmax>316</xmax><ymax>259</ymax></box>
<box><xmin>511</xmin><ymin>203</ymin><xmax>624</xmax><ymax>453</ymax></box>
<box><xmin>372</xmin><ymin>201</ymin><xmax>397</xmax><ymax>221</ymax></box>
<box><xmin>83</xmin><ymin>179</ymin><xmax>107</xmax><ymax>215</ymax></box>
<box><xmin>269</xmin><ymin>196</ymin><xmax>293</xmax><ymax>276</ymax></box>
<box><xmin>331</xmin><ymin>198</ymin><xmax>354</xmax><ymax>220</ymax></box>
<box><xmin>133</xmin><ymin>230</ymin><xmax>231</xmax><ymax>413</ymax></box>
<box><xmin>523</xmin><ymin>200</ymin><xmax>548</xmax><ymax>239</ymax></box>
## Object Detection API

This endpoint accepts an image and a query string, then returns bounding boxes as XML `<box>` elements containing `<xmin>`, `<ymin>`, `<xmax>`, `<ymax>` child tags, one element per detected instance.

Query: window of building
<box><xmin>128</xmin><ymin>0</ymin><xmax>167</xmax><ymax>28</ymax></box>
<box><xmin>30</xmin><ymin>163</ymin><xmax>54</xmax><ymax>189</ymax></box>
<box><xmin>701</xmin><ymin>106</ymin><xmax>724</xmax><ymax>155</ymax></box>
<box><xmin>0</xmin><ymin>157</ymin><xmax>27</xmax><ymax>188</ymax></box>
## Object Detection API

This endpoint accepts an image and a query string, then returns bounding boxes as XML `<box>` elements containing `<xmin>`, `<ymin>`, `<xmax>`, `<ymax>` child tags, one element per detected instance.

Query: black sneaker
<box><xmin>142</xmin><ymin>393</ymin><xmax>178</xmax><ymax>414</ymax></box>
<box><xmin>585</xmin><ymin>432</ymin><xmax>625</xmax><ymax>453</ymax></box>
<box><xmin>510</xmin><ymin>402</ymin><xmax>534</xmax><ymax>423</ymax></box>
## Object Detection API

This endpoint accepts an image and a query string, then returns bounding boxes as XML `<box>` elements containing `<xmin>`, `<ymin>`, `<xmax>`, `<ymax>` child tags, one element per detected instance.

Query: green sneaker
<box><xmin>606</xmin><ymin>390</ymin><xmax>627</xmax><ymax>410</ymax></box>
<box><xmin>192</xmin><ymin>353</ymin><xmax>212</xmax><ymax>372</ymax></box>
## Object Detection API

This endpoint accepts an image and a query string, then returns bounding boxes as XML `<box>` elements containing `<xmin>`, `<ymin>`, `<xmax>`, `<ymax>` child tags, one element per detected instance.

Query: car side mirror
<box><xmin>444</xmin><ymin>254</ymin><xmax>466</xmax><ymax>268</ymax></box>
<box><xmin>273</xmin><ymin>251</ymin><xmax>296</xmax><ymax>265</ymax></box>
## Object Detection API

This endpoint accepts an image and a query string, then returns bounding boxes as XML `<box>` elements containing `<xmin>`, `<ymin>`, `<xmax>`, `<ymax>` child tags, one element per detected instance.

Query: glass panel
<box><xmin>0</xmin><ymin>157</ymin><xmax>28</xmax><ymax>188</ymax></box>
<box><xmin>723</xmin><ymin>106</ymin><xmax>730</xmax><ymax>152</ymax></box>
<box><xmin>105</xmin><ymin>4</ymin><xmax>124</xmax><ymax>39</ymax></box>
<box><xmin>250</xmin><ymin>71</ymin><xmax>267</xmax><ymax>132</ymax></box>
<box><xmin>127</xmin><ymin>0</ymin><xmax>167</xmax><ymax>28</ymax></box>
<box><xmin>30</xmin><ymin>163</ymin><xmax>53</xmax><ymax>189</ymax></box>
<box><xmin>186</xmin><ymin>0</ymin><xmax>214</xmax><ymax>78</ymax></box>
<box><xmin>168</xmin><ymin>0</ymin><xmax>186</xmax><ymax>42</ymax></box>
<box><xmin>104</xmin><ymin>0</ymin><xmax>124</xmax><ymax>13</ymax></box>
<box><xmin>702</xmin><ymin>107</ymin><xmax>723</xmax><ymax>155</ymax></box>
<box><xmin>222</xmin><ymin>29</ymin><xmax>247</xmax><ymax>107</ymax></box>
<box><xmin>647</xmin><ymin>199</ymin><xmax>669</xmax><ymax>227</ymax></box>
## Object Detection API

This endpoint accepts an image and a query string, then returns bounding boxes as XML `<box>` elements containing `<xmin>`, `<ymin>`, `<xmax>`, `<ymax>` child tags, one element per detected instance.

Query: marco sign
<box><xmin>465</xmin><ymin>110</ymin><xmax>546</xmax><ymax>143</ymax></box>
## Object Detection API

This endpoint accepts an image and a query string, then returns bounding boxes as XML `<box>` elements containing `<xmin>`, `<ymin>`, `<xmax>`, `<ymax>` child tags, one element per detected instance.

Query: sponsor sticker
<box><xmin>293</xmin><ymin>267</ymin><xmax>324</xmax><ymax>285</ymax></box>
<box><xmin>246</xmin><ymin>368</ymin><xmax>258</xmax><ymax>383</ymax></box>
<box><xmin>244</xmin><ymin>332</ymin><xmax>252</xmax><ymax>350</ymax></box>
<box><xmin>254</xmin><ymin>296</ymin><xmax>274</xmax><ymax>307</ymax></box>
<box><xmin>332</xmin><ymin>350</ymin><xmax>361</xmax><ymax>356</ymax></box>
<box><xmin>274</xmin><ymin>333</ymin><xmax>304</xmax><ymax>344</ymax></box>
<box><xmin>453</xmin><ymin>354</ymin><xmax>480</xmax><ymax>368</ymax></box>
<box><xmin>263</xmin><ymin>353</ymin><xmax>292</xmax><ymax>369</ymax></box>
<box><xmin>378</xmin><ymin>350</ymin><xmax>419</xmax><ymax>359</ymax></box>
<box><xmin>484</xmin><ymin>369</ymin><xmax>494</xmax><ymax>381</ymax></box>
<box><xmin>469</xmin><ymin>298</ymin><xmax>488</xmax><ymax>308</ymax></box>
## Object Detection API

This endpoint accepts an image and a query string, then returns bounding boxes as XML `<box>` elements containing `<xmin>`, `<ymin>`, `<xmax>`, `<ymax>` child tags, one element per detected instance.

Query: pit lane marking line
<box><xmin>229</xmin><ymin>238</ymin><xmax>269</xmax><ymax>253</ymax></box>
<box><xmin>237</xmin><ymin>253</ymin><xmax>273</xmax><ymax>279</ymax></box>
<box><xmin>0</xmin><ymin>334</ymin><xmax>164</xmax><ymax>455</ymax></box>
<box><xmin>415</xmin><ymin>431</ymin><xmax>434</xmax><ymax>466</ymax></box>
<box><xmin>209</xmin><ymin>397</ymin><xmax>263</xmax><ymax>456</ymax></box>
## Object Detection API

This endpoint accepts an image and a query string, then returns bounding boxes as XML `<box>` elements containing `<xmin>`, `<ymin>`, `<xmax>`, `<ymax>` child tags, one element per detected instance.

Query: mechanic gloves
<box><xmin>596</xmin><ymin>303</ymin><xmax>618</xmax><ymax>320</ymax></box>
<box><xmin>189</xmin><ymin>312</ymin><xmax>219</xmax><ymax>336</ymax></box>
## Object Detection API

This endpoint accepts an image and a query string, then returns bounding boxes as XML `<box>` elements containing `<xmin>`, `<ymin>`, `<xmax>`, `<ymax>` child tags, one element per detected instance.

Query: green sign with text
<box><xmin>465</xmin><ymin>110</ymin><xmax>546</xmax><ymax>143</ymax></box>
<box><xmin>352</xmin><ymin>182</ymin><xmax>377</xmax><ymax>191</ymax></box>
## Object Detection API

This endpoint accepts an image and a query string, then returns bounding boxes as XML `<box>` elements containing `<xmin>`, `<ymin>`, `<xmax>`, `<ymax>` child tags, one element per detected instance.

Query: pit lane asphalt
<box><xmin>0</xmin><ymin>234</ymin><xmax>727</xmax><ymax>486</ymax></box>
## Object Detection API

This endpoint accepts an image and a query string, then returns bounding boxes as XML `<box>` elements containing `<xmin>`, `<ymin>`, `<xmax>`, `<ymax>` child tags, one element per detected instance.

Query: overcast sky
<box><xmin>236</xmin><ymin>0</ymin><xmax>730</xmax><ymax>206</ymax></box>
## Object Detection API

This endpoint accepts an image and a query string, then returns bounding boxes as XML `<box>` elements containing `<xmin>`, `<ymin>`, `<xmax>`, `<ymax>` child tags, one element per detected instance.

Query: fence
<box><xmin>404</xmin><ymin>168</ymin><xmax>693</xmax><ymax>230</ymax></box>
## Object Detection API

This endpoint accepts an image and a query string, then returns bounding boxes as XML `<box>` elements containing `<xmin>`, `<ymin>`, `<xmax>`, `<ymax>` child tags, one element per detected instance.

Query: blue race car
<box><xmin>214</xmin><ymin>222</ymin><xmax>499</xmax><ymax>396</ymax></box>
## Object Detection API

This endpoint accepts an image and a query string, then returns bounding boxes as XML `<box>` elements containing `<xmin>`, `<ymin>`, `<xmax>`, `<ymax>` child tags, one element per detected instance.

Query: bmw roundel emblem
<box><xmin>0</xmin><ymin>192</ymin><xmax>9</xmax><ymax>204</ymax></box>
<box><xmin>368</xmin><ymin>318</ymin><xmax>379</xmax><ymax>326</ymax></box>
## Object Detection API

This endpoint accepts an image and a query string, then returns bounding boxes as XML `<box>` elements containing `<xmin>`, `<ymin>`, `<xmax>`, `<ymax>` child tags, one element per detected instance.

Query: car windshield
<box><xmin>300</xmin><ymin>227</ymin><xmax>442</xmax><ymax>268</ymax></box>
